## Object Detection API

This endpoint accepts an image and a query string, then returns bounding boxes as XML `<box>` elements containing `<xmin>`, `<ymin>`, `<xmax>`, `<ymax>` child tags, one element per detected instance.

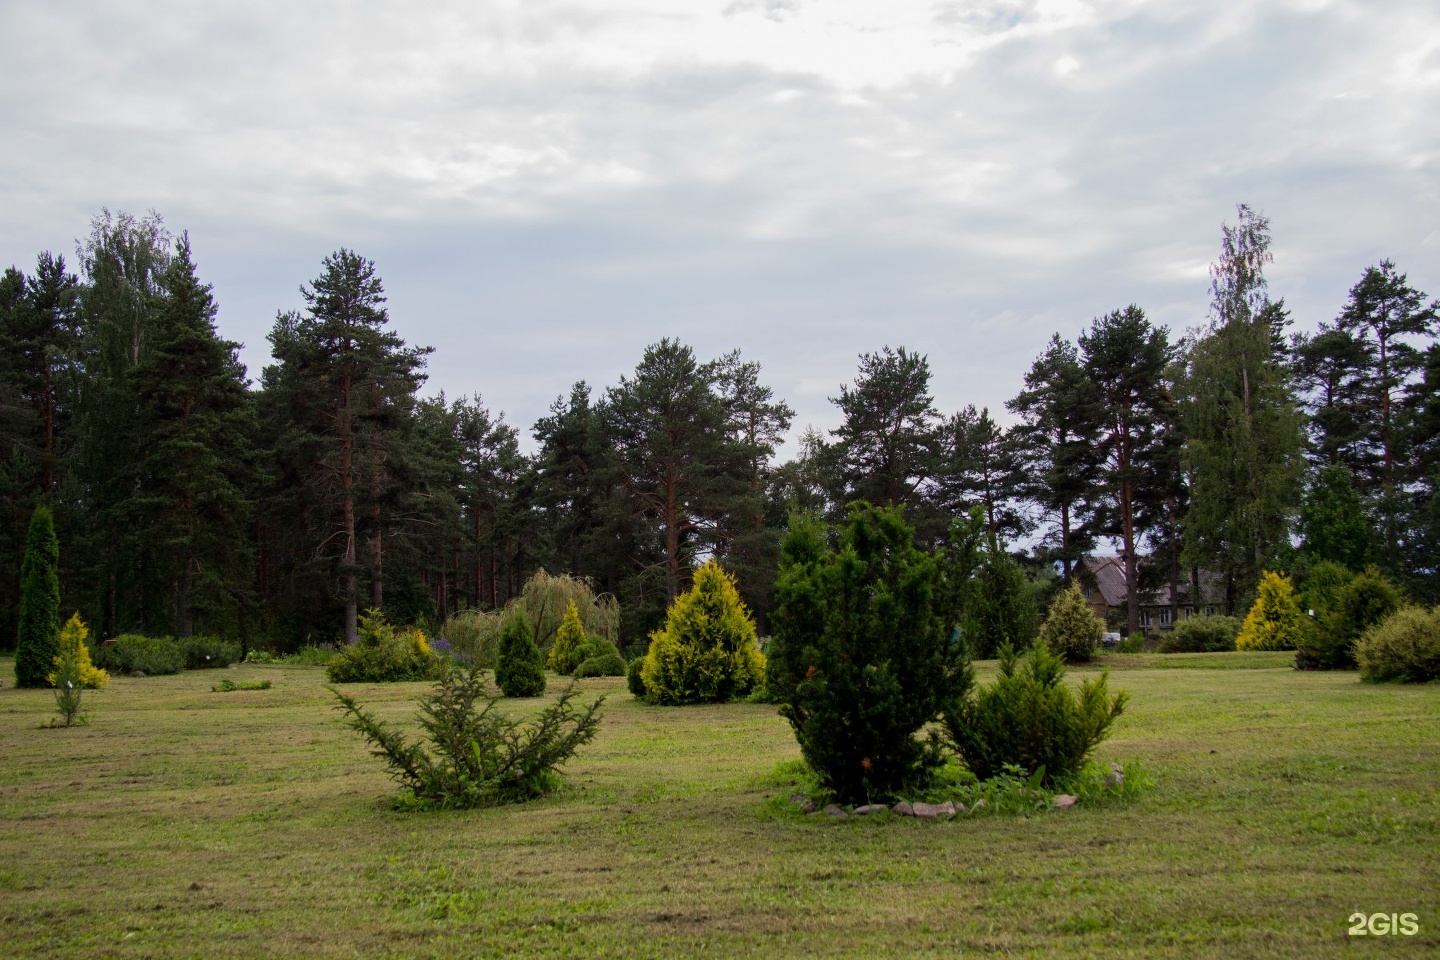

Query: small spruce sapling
<box><xmin>496</xmin><ymin>614</ymin><xmax>546</xmax><ymax>697</ymax></box>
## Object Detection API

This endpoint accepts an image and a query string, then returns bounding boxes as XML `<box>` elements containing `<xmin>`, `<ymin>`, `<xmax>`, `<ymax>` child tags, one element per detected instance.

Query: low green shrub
<box><xmin>213</xmin><ymin>678</ymin><xmax>272</xmax><ymax>692</ymax></box>
<box><xmin>1114</xmin><ymin>633</ymin><xmax>1146</xmax><ymax>653</ymax></box>
<box><xmin>944</xmin><ymin>643</ymin><xmax>1127</xmax><ymax>786</ymax></box>
<box><xmin>1038</xmin><ymin>579</ymin><xmax>1104</xmax><ymax>663</ymax></box>
<box><xmin>1158</xmin><ymin>615</ymin><xmax>1240</xmax><ymax>653</ymax></box>
<box><xmin>331</xmin><ymin>661</ymin><xmax>605</xmax><ymax>810</ymax></box>
<box><xmin>495</xmin><ymin>615</ymin><xmax>545</xmax><ymax>697</ymax></box>
<box><xmin>94</xmin><ymin>634</ymin><xmax>185</xmax><ymax>676</ymax></box>
<box><xmin>626</xmin><ymin>656</ymin><xmax>646</xmax><ymax>697</ymax></box>
<box><xmin>574</xmin><ymin>650</ymin><xmax>627</xmax><ymax>678</ymax></box>
<box><xmin>1357</xmin><ymin>607</ymin><xmax>1440</xmax><ymax>683</ymax></box>
<box><xmin>326</xmin><ymin>611</ymin><xmax>439</xmax><ymax>684</ymax></box>
<box><xmin>183</xmin><ymin>637</ymin><xmax>240</xmax><ymax>669</ymax></box>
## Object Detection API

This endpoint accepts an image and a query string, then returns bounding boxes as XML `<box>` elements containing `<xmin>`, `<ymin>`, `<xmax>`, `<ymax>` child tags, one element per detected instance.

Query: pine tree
<box><xmin>15</xmin><ymin>505</ymin><xmax>61</xmax><ymax>687</ymax></box>
<box><xmin>1007</xmin><ymin>334</ymin><xmax>1099</xmax><ymax>579</ymax></box>
<box><xmin>830</xmin><ymin>346</ymin><xmax>942</xmax><ymax>511</ymax></box>
<box><xmin>935</xmin><ymin>404</ymin><xmax>1027</xmax><ymax>544</ymax></box>
<box><xmin>263</xmin><ymin>250</ymin><xmax>431</xmax><ymax>643</ymax></box>
<box><xmin>1298</xmin><ymin>465</ymin><xmax>1372</xmax><ymax>571</ymax></box>
<box><xmin>1079</xmin><ymin>305</ymin><xmax>1174</xmax><ymax>635</ymax></box>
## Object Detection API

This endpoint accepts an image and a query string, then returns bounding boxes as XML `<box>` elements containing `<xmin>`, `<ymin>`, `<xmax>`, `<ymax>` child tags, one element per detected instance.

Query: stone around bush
<box><xmin>1038</xmin><ymin>579</ymin><xmax>1104</xmax><ymax>663</ymax></box>
<box><xmin>495</xmin><ymin>614</ymin><xmax>546</xmax><ymax>697</ymax></box>
<box><xmin>1236</xmin><ymin>572</ymin><xmax>1307</xmax><ymax>651</ymax></box>
<box><xmin>639</xmin><ymin>560</ymin><xmax>765</xmax><ymax>705</ymax></box>
<box><xmin>15</xmin><ymin>505</ymin><xmax>61</xmax><ymax>688</ymax></box>
<box><xmin>1357</xmin><ymin>607</ymin><xmax>1440</xmax><ymax>683</ymax></box>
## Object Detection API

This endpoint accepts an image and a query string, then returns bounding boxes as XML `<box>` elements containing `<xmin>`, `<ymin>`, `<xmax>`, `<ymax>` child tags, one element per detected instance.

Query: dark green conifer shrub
<box><xmin>94</xmin><ymin>635</ymin><xmax>186</xmax><ymax>676</ymax></box>
<box><xmin>968</xmin><ymin>544</ymin><xmax>1037</xmax><ymax>659</ymax></box>
<box><xmin>15</xmin><ymin>506</ymin><xmax>61</xmax><ymax>688</ymax></box>
<box><xmin>944</xmin><ymin>643</ymin><xmax>1126</xmax><ymax>785</ymax></box>
<box><xmin>326</xmin><ymin>611</ymin><xmax>438</xmax><ymax>683</ymax></box>
<box><xmin>1296</xmin><ymin>567</ymin><xmax>1403</xmax><ymax>670</ymax></box>
<box><xmin>1357</xmin><ymin>607</ymin><xmax>1440</xmax><ymax>683</ymax></box>
<box><xmin>1038</xmin><ymin>579</ymin><xmax>1104</xmax><ymax>663</ymax></box>
<box><xmin>495</xmin><ymin>614</ymin><xmax>546</xmax><ymax>697</ymax></box>
<box><xmin>626</xmin><ymin>656</ymin><xmax>647</xmax><ymax>697</ymax></box>
<box><xmin>770</xmin><ymin>505</ymin><xmax>973</xmax><ymax>805</ymax></box>
<box><xmin>332</xmin><ymin>661</ymin><xmax>604</xmax><ymax>809</ymax></box>
<box><xmin>1157</xmin><ymin>615</ymin><xmax>1240</xmax><ymax>653</ymax></box>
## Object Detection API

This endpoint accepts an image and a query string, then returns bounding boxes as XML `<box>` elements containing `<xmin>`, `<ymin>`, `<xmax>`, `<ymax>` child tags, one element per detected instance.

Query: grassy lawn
<box><xmin>1</xmin><ymin>653</ymin><xmax>1437</xmax><ymax>958</ymax></box>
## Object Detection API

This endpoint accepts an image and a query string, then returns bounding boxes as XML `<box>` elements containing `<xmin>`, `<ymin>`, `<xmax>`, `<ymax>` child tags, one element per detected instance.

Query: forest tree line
<box><xmin>1</xmin><ymin>205</ymin><xmax>1436</xmax><ymax>652</ymax></box>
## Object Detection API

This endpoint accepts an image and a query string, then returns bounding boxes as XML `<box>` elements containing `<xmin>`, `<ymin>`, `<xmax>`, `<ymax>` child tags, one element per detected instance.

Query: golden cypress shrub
<box><xmin>1236</xmin><ymin>572</ymin><xmax>1307</xmax><ymax>651</ymax></box>
<box><xmin>638</xmin><ymin>560</ymin><xmax>765</xmax><ymax>704</ymax></box>
<box><xmin>1038</xmin><ymin>579</ymin><xmax>1105</xmax><ymax>663</ymax></box>
<box><xmin>547</xmin><ymin>600</ymin><xmax>588</xmax><ymax>675</ymax></box>
<box><xmin>47</xmin><ymin>613</ymin><xmax>108</xmax><ymax>689</ymax></box>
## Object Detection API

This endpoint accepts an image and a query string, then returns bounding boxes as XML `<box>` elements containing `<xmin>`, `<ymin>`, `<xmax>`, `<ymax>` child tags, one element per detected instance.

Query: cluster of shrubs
<box><xmin>325</xmin><ymin>611</ymin><xmax>439</xmax><ymax>684</ymax></box>
<box><xmin>1157</xmin><ymin>615</ymin><xmax>1240</xmax><ymax>653</ymax></box>
<box><xmin>91</xmin><ymin>633</ymin><xmax>240</xmax><ymax>676</ymax></box>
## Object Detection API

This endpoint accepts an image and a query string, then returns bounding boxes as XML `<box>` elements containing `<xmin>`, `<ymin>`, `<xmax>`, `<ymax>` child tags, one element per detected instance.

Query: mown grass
<box><xmin>1</xmin><ymin>653</ymin><xmax>1436</xmax><ymax>958</ymax></box>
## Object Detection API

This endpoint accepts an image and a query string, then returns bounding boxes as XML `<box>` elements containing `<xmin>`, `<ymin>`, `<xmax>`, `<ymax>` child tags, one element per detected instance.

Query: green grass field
<box><xmin>2</xmin><ymin>653</ymin><xmax>1437</xmax><ymax>958</ymax></box>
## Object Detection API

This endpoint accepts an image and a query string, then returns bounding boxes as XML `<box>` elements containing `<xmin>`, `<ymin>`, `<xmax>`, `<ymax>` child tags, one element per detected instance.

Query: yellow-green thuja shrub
<box><xmin>1236</xmin><ymin>571</ymin><xmax>1308</xmax><ymax>651</ymax></box>
<box><xmin>47</xmin><ymin>613</ymin><xmax>108</xmax><ymax>689</ymax></box>
<box><xmin>547</xmin><ymin>600</ymin><xmax>588</xmax><ymax>676</ymax></box>
<box><xmin>1038</xmin><ymin>579</ymin><xmax>1105</xmax><ymax>663</ymax></box>
<box><xmin>638</xmin><ymin>560</ymin><xmax>765</xmax><ymax>704</ymax></box>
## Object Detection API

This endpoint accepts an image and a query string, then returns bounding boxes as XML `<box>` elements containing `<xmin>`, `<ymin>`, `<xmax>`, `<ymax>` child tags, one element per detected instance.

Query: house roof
<box><xmin>1081</xmin><ymin>556</ymin><xmax>1225</xmax><ymax>609</ymax></box>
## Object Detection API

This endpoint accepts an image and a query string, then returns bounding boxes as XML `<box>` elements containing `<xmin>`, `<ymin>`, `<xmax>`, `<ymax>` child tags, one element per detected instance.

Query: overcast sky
<box><xmin>3</xmin><ymin>0</ymin><xmax>1437</xmax><ymax>450</ymax></box>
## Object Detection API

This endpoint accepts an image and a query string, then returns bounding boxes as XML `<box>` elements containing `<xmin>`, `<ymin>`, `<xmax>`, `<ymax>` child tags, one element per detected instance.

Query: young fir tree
<box><xmin>1298</xmin><ymin>465</ymin><xmax>1373</xmax><ymax>572</ymax></box>
<box><xmin>770</xmin><ymin>504</ymin><xmax>973</xmax><ymax>804</ymax></box>
<box><xmin>495</xmin><ymin>614</ymin><xmax>545</xmax><ymax>697</ymax></box>
<box><xmin>1236</xmin><ymin>571</ymin><xmax>1307</xmax><ymax>651</ymax></box>
<box><xmin>15</xmin><ymin>505</ymin><xmax>61</xmax><ymax>687</ymax></box>
<box><xmin>638</xmin><ymin>559</ymin><xmax>764</xmax><ymax>704</ymax></box>
<box><xmin>547</xmin><ymin>599</ymin><xmax>588</xmax><ymax>676</ymax></box>
<box><xmin>1038</xmin><ymin>579</ymin><xmax>1105</xmax><ymax>664</ymax></box>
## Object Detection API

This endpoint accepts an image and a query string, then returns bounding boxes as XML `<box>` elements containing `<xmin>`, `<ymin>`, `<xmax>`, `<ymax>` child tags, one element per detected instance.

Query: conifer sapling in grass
<box><xmin>16</xmin><ymin>505</ymin><xmax>61</xmax><ymax>688</ymax></box>
<box><xmin>46</xmin><ymin>613</ymin><xmax>107</xmax><ymax>689</ymax></box>
<box><xmin>1236</xmin><ymin>571</ymin><xmax>1307</xmax><ymax>651</ymax></box>
<box><xmin>637</xmin><ymin>559</ymin><xmax>765</xmax><ymax>704</ymax></box>
<box><xmin>547</xmin><ymin>599</ymin><xmax>588</xmax><ymax>676</ymax></box>
<box><xmin>1039</xmin><ymin>579</ymin><xmax>1104</xmax><ymax>663</ymax></box>
<box><xmin>495</xmin><ymin>614</ymin><xmax>546</xmax><ymax>697</ymax></box>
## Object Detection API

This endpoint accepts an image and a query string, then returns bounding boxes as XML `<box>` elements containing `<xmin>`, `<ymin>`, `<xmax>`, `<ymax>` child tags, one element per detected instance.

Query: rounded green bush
<box><xmin>326</xmin><ymin>611</ymin><xmax>437</xmax><ymax>683</ymax></box>
<box><xmin>574</xmin><ymin>652</ymin><xmax>627</xmax><ymax>678</ymax></box>
<box><xmin>1158</xmin><ymin>615</ymin><xmax>1240</xmax><ymax>653</ymax></box>
<box><xmin>1357</xmin><ymin>607</ymin><xmax>1440</xmax><ymax>683</ymax></box>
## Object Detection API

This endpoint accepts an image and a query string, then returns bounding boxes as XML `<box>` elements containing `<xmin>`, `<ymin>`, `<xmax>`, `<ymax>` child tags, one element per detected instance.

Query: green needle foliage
<box><xmin>1038</xmin><ymin>578</ymin><xmax>1104</xmax><ymax>663</ymax></box>
<box><xmin>332</xmin><ymin>662</ymin><xmax>604</xmax><ymax>809</ymax></box>
<box><xmin>945</xmin><ymin>643</ymin><xmax>1127</xmax><ymax>785</ymax></box>
<box><xmin>637</xmin><ymin>560</ymin><xmax>765</xmax><ymax>704</ymax></box>
<box><xmin>15</xmin><ymin>505</ymin><xmax>60</xmax><ymax>688</ymax></box>
<box><xmin>495</xmin><ymin>614</ymin><xmax>545</xmax><ymax>698</ymax></box>
<box><xmin>1237</xmin><ymin>572</ymin><xmax>1308</xmax><ymax>651</ymax></box>
<box><xmin>769</xmin><ymin>504</ymin><xmax>973</xmax><ymax>804</ymax></box>
<box><xmin>547</xmin><ymin>599</ymin><xmax>588</xmax><ymax>676</ymax></box>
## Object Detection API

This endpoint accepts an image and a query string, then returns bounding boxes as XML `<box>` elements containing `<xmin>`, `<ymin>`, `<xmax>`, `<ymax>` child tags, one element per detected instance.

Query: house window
<box><xmin>1160</xmin><ymin>608</ymin><xmax>1173</xmax><ymax>626</ymax></box>
<box><xmin>1205</xmin><ymin>606</ymin><xmax>1216</xmax><ymax>616</ymax></box>
<box><xmin>1139</xmin><ymin>611</ymin><xmax>1151</xmax><ymax>627</ymax></box>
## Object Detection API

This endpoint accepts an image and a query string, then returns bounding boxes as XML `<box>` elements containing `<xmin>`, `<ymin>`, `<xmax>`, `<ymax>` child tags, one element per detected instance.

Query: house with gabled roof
<box><xmin>1078</xmin><ymin>556</ymin><xmax>1225</xmax><ymax>636</ymax></box>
